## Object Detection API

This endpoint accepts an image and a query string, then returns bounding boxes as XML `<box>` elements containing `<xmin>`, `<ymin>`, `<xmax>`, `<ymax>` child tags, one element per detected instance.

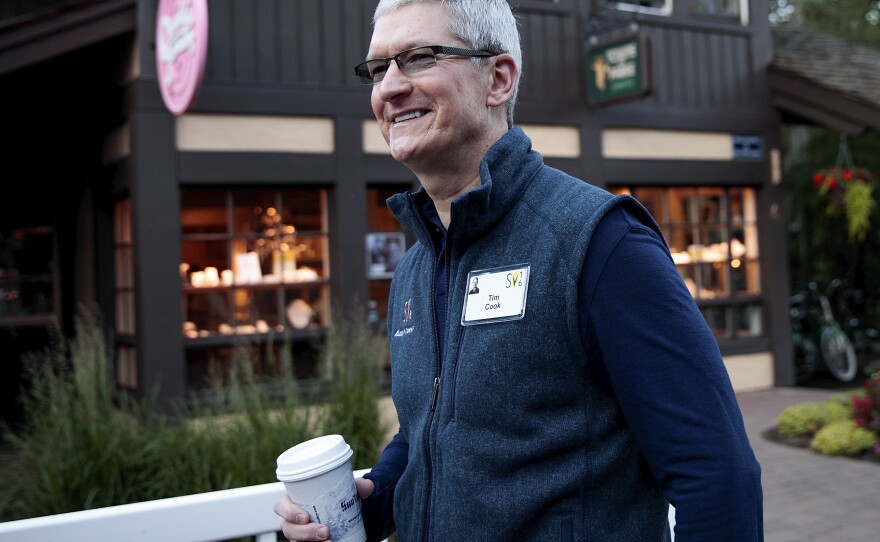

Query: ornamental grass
<box><xmin>0</xmin><ymin>306</ymin><xmax>388</xmax><ymax>522</ymax></box>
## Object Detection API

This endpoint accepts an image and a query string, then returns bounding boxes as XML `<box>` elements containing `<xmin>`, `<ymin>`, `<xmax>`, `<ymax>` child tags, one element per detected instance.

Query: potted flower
<box><xmin>812</xmin><ymin>166</ymin><xmax>877</xmax><ymax>242</ymax></box>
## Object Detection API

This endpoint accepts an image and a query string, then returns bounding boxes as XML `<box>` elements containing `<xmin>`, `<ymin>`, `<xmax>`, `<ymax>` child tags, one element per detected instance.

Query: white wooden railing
<box><xmin>0</xmin><ymin>469</ymin><xmax>675</xmax><ymax>541</ymax></box>
<box><xmin>0</xmin><ymin>470</ymin><xmax>382</xmax><ymax>542</ymax></box>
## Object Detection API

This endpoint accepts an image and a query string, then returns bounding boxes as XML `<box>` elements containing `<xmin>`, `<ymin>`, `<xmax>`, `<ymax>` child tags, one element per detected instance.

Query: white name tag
<box><xmin>461</xmin><ymin>264</ymin><xmax>530</xmax><ymax>325</ymax></box>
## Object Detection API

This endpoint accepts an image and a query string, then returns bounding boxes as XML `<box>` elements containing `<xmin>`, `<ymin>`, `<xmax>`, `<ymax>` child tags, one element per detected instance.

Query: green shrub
<box><xmin>776</xmin><ymin>400</ymin><xmax>851</xmax><ymax>437</ymax></box>
<box><xmin>0</xmin><ymin>306</ymin><xmax>388</xmax><ymax>522</ymax></box>
<box><xmin>811</xmin><ymin>420</ymin><xmax>879</xmax><ymax>456</ymax></box>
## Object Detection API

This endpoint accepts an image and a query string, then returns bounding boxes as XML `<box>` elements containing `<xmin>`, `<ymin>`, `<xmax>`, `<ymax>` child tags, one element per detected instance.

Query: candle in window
<box><xmin>281</xmin><ymin>243</ymin><xmax>297</xmax><ymax>282</ymax></box>
<box><xmin>221</xmin><ymin>269</ymin><xmax>233</xmax><ymax>286</ymax></box>
<box><xmin>273</xmin><ymin>249</ymin><xmax>282</xmax><ymax>278</ymax></box>
<box><xmin>204</xmin><ymin>267</ymin><xmax>220</xmax><ymax>287</ymax></box>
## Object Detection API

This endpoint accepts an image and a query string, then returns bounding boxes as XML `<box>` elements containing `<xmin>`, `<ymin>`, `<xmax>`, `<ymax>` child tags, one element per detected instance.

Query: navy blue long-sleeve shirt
<box><xmin>362</xmin><ymin>201</ymin><xmax>763</xmax><ymax>541</ymax></box>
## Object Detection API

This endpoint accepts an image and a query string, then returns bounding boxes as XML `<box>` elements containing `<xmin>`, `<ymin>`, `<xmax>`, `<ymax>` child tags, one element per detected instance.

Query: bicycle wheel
<box><xmin>820</xmin><ymin>325</ymin><xmax>858</xmax><ymax>382</ymax></box>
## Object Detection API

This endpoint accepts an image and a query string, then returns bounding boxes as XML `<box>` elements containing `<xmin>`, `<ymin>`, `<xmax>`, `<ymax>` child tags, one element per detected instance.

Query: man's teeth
<box><xmin>394</xmin><ymin>111</ymin><xmax>423</xmax><ymax>123</ymax></box>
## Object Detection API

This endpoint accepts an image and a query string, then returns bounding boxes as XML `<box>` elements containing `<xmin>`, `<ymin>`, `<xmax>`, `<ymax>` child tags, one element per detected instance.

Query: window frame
<box><xmin>610</xmin><ymin>184</ymin><xmax>764</xmax><ymax>342</ymax></box>
<box><xmin>603</xmin><ymin>0</ymin><xmax>672</xmax><ymax>17</ymax></box>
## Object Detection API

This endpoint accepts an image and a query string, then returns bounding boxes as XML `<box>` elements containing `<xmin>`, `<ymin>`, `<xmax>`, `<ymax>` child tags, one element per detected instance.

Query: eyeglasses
<box><xmin>354</xmin><ymin>45</ymin><xmax>499</xmax><ymax>84</ymax></box>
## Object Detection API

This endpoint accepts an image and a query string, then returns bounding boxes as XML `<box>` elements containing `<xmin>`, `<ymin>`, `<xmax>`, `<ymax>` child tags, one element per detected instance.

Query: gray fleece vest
<box><xmin>385</xmin><ymin>127</ymin><xmax>670</xmax><ymax>542</ymax></box>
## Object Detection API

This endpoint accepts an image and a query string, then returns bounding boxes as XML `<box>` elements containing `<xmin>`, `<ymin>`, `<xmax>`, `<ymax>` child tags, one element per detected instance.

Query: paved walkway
<box><xmin>737</xmin><ymin>386</ymin><xmax>880</xmax><ymax>542</ymax></box>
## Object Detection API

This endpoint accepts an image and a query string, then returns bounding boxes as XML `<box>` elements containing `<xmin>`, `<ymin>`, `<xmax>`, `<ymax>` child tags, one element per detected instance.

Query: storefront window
<box><xmin>114</xmin><ymin>198</ymin><xmax>138</xmax><ymax>388</ymax></box>
<box><xmin>366</xmin><ymin>185</ymin><xmax>410</xmax><ymax>322</ymax></box>
<box><xmin>0</xmin><ymin>225</ymin><xmax>57</xmax><ymax>326</ymax></box>
<box><xmin>611</xmin><ymin>185</ymin><xmax>762</xmax><ymax>339</ymax></box>
<box><xmin>181</xmin><ymin>187</ymin><xmax>329</xmax><ymax>388</ymax></box>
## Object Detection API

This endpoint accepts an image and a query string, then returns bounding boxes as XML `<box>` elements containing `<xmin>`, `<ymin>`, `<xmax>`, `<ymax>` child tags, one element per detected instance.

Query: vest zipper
<box><xmin>423</xmin><ymin>216</ymin><xmax>443</xmax><ymax>542</ymax></box>
<box><xmin>430</xmin><ymin>376</ymin><xmax>440</xmax><ymax>410</ymax></box>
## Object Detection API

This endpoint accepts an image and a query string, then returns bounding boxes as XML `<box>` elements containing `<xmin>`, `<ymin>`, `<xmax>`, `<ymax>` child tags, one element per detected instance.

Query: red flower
<box><xmin>828</xmin><ymin>178</ymin><xmax>838</xmax><ymax>190</ymax></box>
<box><xmin>842</xmin><ymin>169</ymin><xmax>853</xmax><ymax>181</ymax></box>
<box><xmin>813</xmin><ymin>172</ymin><xmax>825</xmax><ymax>188</ymax></box>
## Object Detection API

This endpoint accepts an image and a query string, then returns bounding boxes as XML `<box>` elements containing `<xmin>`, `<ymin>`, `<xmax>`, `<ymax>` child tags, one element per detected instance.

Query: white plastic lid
<box><xmin>275</xmin><ymin>434</ymin><xmax>353</xmax><ymax>482</ymax></box>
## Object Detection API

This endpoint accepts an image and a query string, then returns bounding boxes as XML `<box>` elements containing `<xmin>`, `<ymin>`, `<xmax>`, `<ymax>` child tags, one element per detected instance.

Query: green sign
<box><xmin>586</xmin><ymin>35</ymin><xmax>650</xmax><ymax>106</ymax></box>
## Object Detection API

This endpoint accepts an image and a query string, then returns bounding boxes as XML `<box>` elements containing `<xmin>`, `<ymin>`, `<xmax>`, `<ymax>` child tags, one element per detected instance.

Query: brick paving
<box><xmin>736</xmin><ymin>386</ymin><xmax>880</xmax><ymax>542</ymax></box>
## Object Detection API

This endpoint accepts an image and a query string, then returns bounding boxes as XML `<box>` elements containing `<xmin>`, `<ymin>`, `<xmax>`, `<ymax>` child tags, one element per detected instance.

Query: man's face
<box><xmin>368</xmin><ymin>3</ymin><xmax>491</xmax><ymax>173</ymax></box>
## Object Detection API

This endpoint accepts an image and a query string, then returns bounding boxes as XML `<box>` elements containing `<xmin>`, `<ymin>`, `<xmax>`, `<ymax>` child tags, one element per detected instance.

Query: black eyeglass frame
<box><xmin>354</xmin><ymin>45</ymin><xmax>499</xmax><ymax>84</ymax></box>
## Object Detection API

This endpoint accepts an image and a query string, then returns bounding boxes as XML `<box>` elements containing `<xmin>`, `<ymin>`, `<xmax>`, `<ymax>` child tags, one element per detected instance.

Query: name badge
<box><xmin>461</xmin><ymin>264</ymin><xmax>530</xmax><ymax>326</ymax></box>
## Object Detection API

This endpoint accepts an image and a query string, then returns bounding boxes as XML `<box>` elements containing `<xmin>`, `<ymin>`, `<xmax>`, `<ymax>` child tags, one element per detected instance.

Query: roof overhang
<box><xmin>769</xmin><ymin>68</ymin><xmax>880</xmax><ymax>135</ymax></box>
<box><xmin>0</xmin><ymin>0</ymin><xmax>135</xmax><ymax>77</ymax></box>
<box><xmin>769</xmin><ymin>27</ymin><xmax>880</xmax><ymax>135</ymax></box>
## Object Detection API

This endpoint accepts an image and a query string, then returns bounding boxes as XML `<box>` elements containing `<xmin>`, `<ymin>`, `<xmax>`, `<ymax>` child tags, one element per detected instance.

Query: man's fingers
<box><xmin>355</xmin><ymin>477</ymin><xmax>375</xmax><ymax>499</ymax></box>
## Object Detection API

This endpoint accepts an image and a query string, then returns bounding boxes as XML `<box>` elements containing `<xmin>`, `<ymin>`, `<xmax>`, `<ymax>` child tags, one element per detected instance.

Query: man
<box><xmin>276</xmin><ymin>0</ymin><xmax>763</xmax><ymax>540</ymax></box>
<box><xmin>468</xmin><ymin>277</ymin><xmax>479</xmax><ymax>295</ymax></box>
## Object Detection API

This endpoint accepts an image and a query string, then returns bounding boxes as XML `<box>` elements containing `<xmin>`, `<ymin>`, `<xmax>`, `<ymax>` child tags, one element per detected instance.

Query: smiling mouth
<box><xmin>394</xmin><ymin>111</ymin><xmax>424</xmax><ymax>123</ymax></box>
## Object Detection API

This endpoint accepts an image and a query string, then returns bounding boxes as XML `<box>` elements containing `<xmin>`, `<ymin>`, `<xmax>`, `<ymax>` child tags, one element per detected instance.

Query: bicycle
<box><xmin>811</xmin><ymin>281</ymin><xmax>858</xmax><ymax>382</ymax></box>
<box><xmin>790</xmin><ymin>281</ymin><xmax>858</xmax><ymax>383</ymax></box>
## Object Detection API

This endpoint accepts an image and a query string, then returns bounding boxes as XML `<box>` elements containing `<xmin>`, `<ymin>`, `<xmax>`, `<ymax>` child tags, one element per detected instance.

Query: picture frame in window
<box><xmin>366</xmin><ymin>232</ymin><xmax>406</xmax><ymax>279</ymax></box>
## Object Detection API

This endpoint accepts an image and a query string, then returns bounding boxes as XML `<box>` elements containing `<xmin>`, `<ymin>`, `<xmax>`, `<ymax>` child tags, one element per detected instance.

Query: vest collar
<box><xmin>388</xmin><ymin>127</ymin><xmax>543</xmax><ymax>246</ymax></box>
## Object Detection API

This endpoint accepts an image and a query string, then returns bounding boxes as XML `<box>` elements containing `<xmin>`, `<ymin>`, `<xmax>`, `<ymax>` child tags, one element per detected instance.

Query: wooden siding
<box><xmin>204</xmin><ymin>0</ymin><xmax>372</xmax><ymax>88</ymax></box>
<box><xmin>642</xmin><ymin>24</ymin><xmax>763</xmax><ymax>109</ymax></box>
<box><xmin>198</xmin><ymin>1</ymin><xmax>767</xmax><ymax>113</ymax></box>
<box><xmin>517</xmin><ymin>5</ymin><xmax>583</xmax><ymax>104</ymax></box>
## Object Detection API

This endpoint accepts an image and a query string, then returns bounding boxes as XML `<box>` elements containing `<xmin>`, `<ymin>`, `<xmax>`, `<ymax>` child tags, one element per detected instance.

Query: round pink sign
<box><xmin>155</xmin><ymin>0</ymin><xmax>208</xmax><ymax>116</ymax></box>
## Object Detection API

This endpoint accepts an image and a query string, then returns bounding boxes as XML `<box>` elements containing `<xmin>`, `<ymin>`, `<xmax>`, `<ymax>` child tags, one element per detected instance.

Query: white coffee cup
<box><xmin>276</xmin><ymin>434</ymin><xmax>367</xmax><ymax>542</ymax></box>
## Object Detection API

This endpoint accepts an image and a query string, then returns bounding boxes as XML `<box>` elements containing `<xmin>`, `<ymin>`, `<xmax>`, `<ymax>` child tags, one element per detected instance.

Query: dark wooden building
<box><xmin>2</xmin><ymin>0</ymin><xmax>801</xmax><ymax>417</ymax></box>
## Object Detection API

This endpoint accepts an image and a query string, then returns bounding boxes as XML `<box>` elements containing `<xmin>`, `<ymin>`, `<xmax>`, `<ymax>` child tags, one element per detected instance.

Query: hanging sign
<box><xmin>585</xmin><ymin>35</ymin><xmax>650</xmax><ymax>106</ymax></box>
<box><xmin>156</xmin><ymin>0</ymin><xmax>208</xmax><ymax>116</ymax></box>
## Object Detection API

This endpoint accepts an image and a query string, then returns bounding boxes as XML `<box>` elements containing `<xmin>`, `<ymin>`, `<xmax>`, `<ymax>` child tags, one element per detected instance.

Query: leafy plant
<box><xmin>812</xmin><ymin>166</ymin><xmax>877</xmax><ymax>242</ymax></box>
<box><xmin>776</xmin><ymin>400</ymin><xmax>851</xmax><ymax>437</ymax></box>
<box><xmin>811</xmin><ymin>420</ymin><xmax>878</xmax><ymax>456</ymax></box>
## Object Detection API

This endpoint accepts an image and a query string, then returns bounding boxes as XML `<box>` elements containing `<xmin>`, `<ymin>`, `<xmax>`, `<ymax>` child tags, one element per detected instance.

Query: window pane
<box><xmin>183</xmin><ymin>240</ymin><xmax>229</xmax><ymax>287</ymax></box>
<box><xmin>732</xmin><ymin>259</ymin><xmax>761</xmax><ymax>296</ymax></box>
<box><xmin>182</xmin><ymin>190</ymin><xmax>227</xmax><ymax>235</ymax></box>
<box><xmin>285</xmin><ymin>286</ymin><xmax>326</xmax><ymax>329</ymax></box>
<box><xmin>233</xmin><ymin>189</ymin><xmax>277</xmax><ymax>234</ymax></box>
<box><xmin>184</xmin><ymin>290</ymin><xmax>231</xmax><ymax>335</ymax></box>
<box><xmin>114</xmin><ymin>199</ymin><xmax>134</xmax><ymax>336</ymax></box>
<box><xmin>238</xmin><ymin>288</ymin><xmax>279</xmax><ymax>330</ymax></box>
<box><xmin>606</xmin><ymin>0</ymin><xmax>669</xmax><ymax>14</ymax></box>
<box><xmin>687</xmin><ymin>0</ymin><xmax>739</xmax><ymax>17</ymax></box>
<box><xmin>280</xmin><ymin>188</ymin><xmax>325</xmax><ymax>232</ymax></box>
<box><xmin>736</xmin><ymin>304</ymin><xmax>762</xmax><ymax>337</ymax></box>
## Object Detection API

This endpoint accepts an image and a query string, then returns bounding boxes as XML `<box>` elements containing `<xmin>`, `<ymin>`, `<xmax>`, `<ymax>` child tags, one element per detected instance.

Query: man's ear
<box><xmin>486</xmin><ymin>53</ymin><xmax>518</xmax><ymax>109</ymax></box>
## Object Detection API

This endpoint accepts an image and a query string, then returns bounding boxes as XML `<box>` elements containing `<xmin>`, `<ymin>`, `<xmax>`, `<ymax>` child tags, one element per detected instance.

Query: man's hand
<box><xmin>275</xmin><ymin>477</ymin><xmax>375</xmax><ymax>541</ymax></box>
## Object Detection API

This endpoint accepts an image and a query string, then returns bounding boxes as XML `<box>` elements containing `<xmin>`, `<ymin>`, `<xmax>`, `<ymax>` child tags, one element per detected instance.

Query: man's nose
<box><xmin>375</xmin><ymin>61</ymin><xmax>412</xmax><ymax>99</ymax></box>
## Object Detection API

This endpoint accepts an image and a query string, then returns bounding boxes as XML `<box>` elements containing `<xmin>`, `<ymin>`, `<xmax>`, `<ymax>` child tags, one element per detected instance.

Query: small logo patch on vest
<box><xmin>392</xmin><ymin>298</ymin><xmax>415</xmax><ymax>338</ymax></box>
